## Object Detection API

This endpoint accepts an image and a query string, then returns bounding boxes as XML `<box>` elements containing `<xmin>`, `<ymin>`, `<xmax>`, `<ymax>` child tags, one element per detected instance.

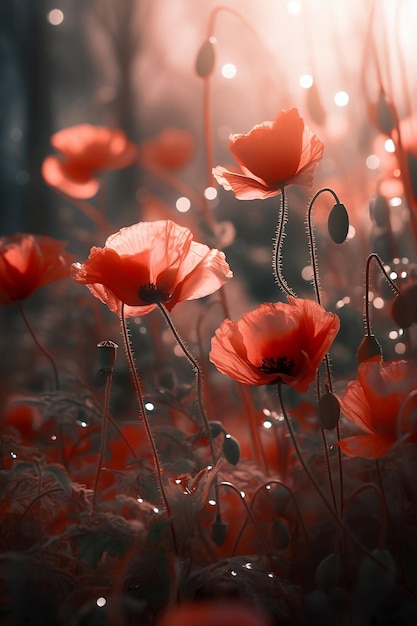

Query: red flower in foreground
<box><xmin>336</xmin><ymin>358</ymin><xmax>417</xmax><ymax>459</ymax></box>
<box><xmin>0</xmin><ymin>233</ymin><xmax>74</xmax><ymax>305</ymax></box>
<box><xmin>71</xmin><ymin>220</ymin><xmax>232</xmax><ymax>317</ymax></box>
<box><xmin>210</xmin><ymin>297</ymin><xmax>339</xmax><ymax>393</ymax></box>
<box><xmin>42</xmin><ymin>124</ymin><xmax>138</xmax><ymax>199</ymax></box>
<box><xmin>156</xmin><ymin>601</ymin><xmax>270</xmax><ymax>626</ymax></box>
<box><xmin>212</xmin><ymin>108</ymin><xmax>324</xmax><ymax>200</ymax></box>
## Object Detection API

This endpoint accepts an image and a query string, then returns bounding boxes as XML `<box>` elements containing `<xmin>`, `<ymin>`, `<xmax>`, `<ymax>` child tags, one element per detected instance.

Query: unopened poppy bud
<box><xmin>97</xmin><ymin>340</ymin><xmax>118</xmax><ymax>373</ymax></box>
<box><xmin>271</xmin><ymin>518</ymin><xmax>290</xmax><ymax>550</ymax></box>
<box><xmin>223</xmin><ymin>434</ymin><xmax>240</xmax><ymax>465</ymax></box>
<box><xmin>328</xmin><ymin>202</ymin><xmax>349</xmax><ymax>244</ymax></box>
<box><xmin>317</xmin><ymin>392</ymin><xmax>340</xmax><ymax>430</ymax></box>
<box><xmin>392</xmin><ymin>285</ymin><xmax>417</xmax><ymax>328</ymax></box>
<box><xmin>211</xmin><ymin>518</ymin><xmax>228</xmax><ymax>546</ymax></box>
<box><xmin>369</xmin><ymin>195</ymin><xmax>390</xmax><ymax>228</ymax></box>
<box><xmin>314</xmin><ymin>552</ymin><xmax>341</xmax><ymax>591</ymax></box>
<box><xmin>195</xmin><ymin>39</ymin><xmax>216</xmax><ymax>78</ymax></box>
<box><xmin>375</xmin><ymin>90</ymin><xmax>397</xmax><ymax>135</ymax></box>
<box><xmin>209</xmin><ymin>420</ymin><xmax>226</xmax><ymax>438</ymax></box>
<box><xmin>357</xmin><ymin>335</ymin><xmax>382</xmax><ymax>363</ymax></box>
<box><xmin>406</xmin><ymin>152</ymin><xmax>417</xmax><ymax>201</ymax></box>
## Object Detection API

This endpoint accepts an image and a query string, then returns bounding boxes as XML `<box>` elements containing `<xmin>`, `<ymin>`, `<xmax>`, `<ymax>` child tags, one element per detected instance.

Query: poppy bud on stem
<box><xmin>306</xmin><ymin>186</ymin><xmax>348</xmax><ymax>514</ymax></box>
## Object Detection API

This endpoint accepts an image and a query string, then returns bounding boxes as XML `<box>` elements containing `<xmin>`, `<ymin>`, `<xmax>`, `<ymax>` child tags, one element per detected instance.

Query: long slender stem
<box><xmin>306</xmin><ymin>187</ymin><xmax>344</xmax><ymax>513</ymax></box>
<box><xmin>273</xmin><ymin>187</ymin><xmax>296</xmax><ymax>298</ymax></box>
<box><xmin>277</xmin><ymin>381</ymin><xmax>395</xmax><ymax>570</ymax></box>
<box><xmin>92</xmin><ymin>371</ymin><xmax>113</xmax><ymax>512</ymax></box>
<box><xmin>156</xmin><ymin>303</ymin><xmax>223</xmax><ymax>522</ymax></box>
<box><xmin>119</xmin><ymin>305</ymin><xmax>172</xmax><ymax>519</ymax></box>
<box><xmin>364</xmin><ymin>253</ymin><xmax>400</xmax><ymax>336</ymax></box>
<box><xmin>18</xmin><ymin>302</ymin><xmax>60</xmax><ymax>390</ymax></box>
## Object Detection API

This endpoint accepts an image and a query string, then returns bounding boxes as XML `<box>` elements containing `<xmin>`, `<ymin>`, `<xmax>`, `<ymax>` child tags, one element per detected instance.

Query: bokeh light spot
<box><xmin>221</xmin><ymin>63</ymin><xmax>237</xmax><ymax>79</ymax></box>
<box><xmin>366</xmin><ymin>154</ymin><xmax>380</xmax><ymax>170</ymax></box>
<box><xmin>204</xmin><ymin>186</ymin><xmax>217</xmax><ymax>200</ymax></box>
<box><xmin>47</xmin><ymin>9</ymin><xmax>64</xmax><ymax>25</ymax></box>
<box><xmin>287</xmin><ymin>0</ymin><xmax>302</xmax><ymax>15</ymax></box>
<box><xmin>176</xmin><ymin>196</ymin><xmax>191</xmax><ymax>213</ymax></box>
<box><xmin>299</xmin><ymin>74</ymin><xmax>313</xmax><ymax>89</ymax></box>
<box><xmin>334</xmin><ymin>91</ymin><xmax>349</xmax><ymax>106</ymax></box>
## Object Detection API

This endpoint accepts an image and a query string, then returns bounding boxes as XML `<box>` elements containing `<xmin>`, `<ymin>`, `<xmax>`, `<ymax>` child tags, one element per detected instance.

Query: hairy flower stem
<box><xmin>156</xmin><ymin>303</ymin><xmax>222</xmax><ymax>513</ymax></box>
<box><xmin>18</xmin><ymin>302</ymin><xmax>60</xmax><ymax>390</ymax></box>
<box><xmin>91</xmin><ymin>370</ymin><xmax>113</xmax><ymax>512</ymax></box>
<box><xmin>273</xmin><ymin>187</ymin><xmax>297</xmax><ymax>297</ymax></box>
<box><xmin>307</xmin><ymin>187</ymin><xmax>345</xmax><ymax>514</ymax></box>
<box><xmin>119</xmin><ymin>306</ymin><xmax>175</xmax><ymax>537</ymax></box>
<box><xmin>365</xmin><ymin>253</ymin><xmax>400</xmax><ymax>336</ymax></box>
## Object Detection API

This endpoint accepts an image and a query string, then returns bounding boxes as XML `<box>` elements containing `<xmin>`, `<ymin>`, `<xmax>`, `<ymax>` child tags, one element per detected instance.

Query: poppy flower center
<box><xmin>259</xmin><ymin>356</ymin><xmax>295</xmax><ymax>376</ymax></box>
<box><xmin>138</xmin><ymin>282</ymin><xmax>171</xmax><ymax>304</ymax></box>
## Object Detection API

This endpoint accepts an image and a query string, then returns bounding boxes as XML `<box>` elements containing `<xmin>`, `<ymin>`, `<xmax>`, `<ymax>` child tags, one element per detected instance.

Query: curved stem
<box><xmin>92</xmin><ymin>370</ymin><xmax>113</xmax><ymax>512</ymax></box>
<box><xmin>119</xmin><ymin>305</ymin><xmax>172</xmax><ymax>520</ymax></box>
<box><xmin>18</xmin><ymin>302</ymin><xmax>60</xmax><ymax>390</ymax></box>
<box><xmin>306</xmin><ymin>187</ymin><xmax>344</xmax><ymax>513</ymax></box>
<box><xmin>277</xmin><ymin>381</ymin><xmax>396</xmax><ymax>571</ymax></box>
<box><xmin>364</xmin><ymin>253</ymin><xmax>400</xmax><ymax>336</ymax></box>
<box><xmin>156</xmin><ymin>303</ymin><xmax>222</xmax><ymax>517</ymax></box>
<box><xmin>231</xmin><ymin>479</ymin><xmax>310</xmax><ymax>557</ymax></box>
<box><xmin>219</xmin><ymin>481</ymin><xmax>277</xmax><ymax>573</ymax></box>
<box><xmin>273</xmin><ymin>187</ymin><xmax>296</xmax><ymax>298</ymax></box>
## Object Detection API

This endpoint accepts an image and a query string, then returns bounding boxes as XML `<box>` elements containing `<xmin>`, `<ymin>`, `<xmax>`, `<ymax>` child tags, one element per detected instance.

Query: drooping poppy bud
<box><xmin>328</xmin><ymin>202</ymin><xmax>349</xmax><ymax>244</ymax></box>
<box><xmin>196</xmin><ymin>39</ymin><xmax>216</xmax><ymax>78</ymax></box>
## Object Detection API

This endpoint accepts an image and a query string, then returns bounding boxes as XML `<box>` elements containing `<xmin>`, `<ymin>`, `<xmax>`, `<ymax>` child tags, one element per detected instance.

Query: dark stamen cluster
<box><xmin>139</xmin><ymin>282</ymin><xmax>170</xmax><ymax>304</ymax></box>
<box><xmin>259</xmin><ymin>355</ymin><xmax>295</xmax><ymax>375</ymax></box>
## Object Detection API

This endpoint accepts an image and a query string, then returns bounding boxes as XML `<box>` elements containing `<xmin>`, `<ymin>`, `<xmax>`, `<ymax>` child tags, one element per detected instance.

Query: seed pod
<box><xmin>195</xmin><ymin>39</ymin><xmax>216</xmax><ymax>78</ymax></box>
<box><xmin>392</xmin><ymin>285</ymin><xmax>417</xmax><ymax>328</ymax></box>
<box><xmin>271</xmin><ymin>518</ymin><xmax>290</xmax><ymax>550</ymax></box>
<box><xmin>317</xmin><ymin>393</ymin><xmax>340</xmax><ymax>430</ymax></box>
<box><xmin>211</xmin><ymin>518</ymin><xmax>228</xmax><ymax>546</ymax></box>
<box><xmin>375</xmin><ymin>90</ymin><xmax>397</xmax><ymax>135</ymax></box>
<box><xmin>369</xmin><ymin>194</ymin><xmax>390</xmax><ymax>228</ymax></box>
<box><xmin>97</xmin><ymin>340</ymin><xmax>118</xmax><ymax>373</ymax></box>
<box><xmin>357</xmin><ymin>334</ymin><xmax>382</xmax><ymax>363</ymax></box>
<box><xmin>328</xmin><ymin>202</ymin><xmax>349</xmax><ymax>244</ymax></box>
<box><xmin>223</xmin><ymin>434</ymin><xmax>240</xmax><ymax>466</ymax></box>
<box><xmin>314</xmin><ymin>552</ymin><xmax>341</xmax><ymax>591</ymax></box>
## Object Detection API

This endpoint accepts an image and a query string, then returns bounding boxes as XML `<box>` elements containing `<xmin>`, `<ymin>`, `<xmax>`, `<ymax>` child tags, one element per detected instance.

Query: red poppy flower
<box><xmin>156</xmin><ymin>601</ymin><xmax>270</xmax><ymax>626</ymax></box>
<box><xmin>210</xmin><ymin>297</ymin><xmax>339</xmax><ymax>393</ymax></box>
<box><xmin>42</xmin><ymin>124</ymin><xmax>138</xmax><ymax>199</ymax></box>
<box><xmin>0</xmin><ymin>233</ymin><xmax>75</xmax><ymax>305</ymax></box>
<box><xmin>336</xmin><ymin>358</ymin><xmax>417</xmax><ymax>459</ymax></box>
<box><xmin>71</xmin><ymin>220</ymin><xmax>233</xmax><ymax>317</ymax></box>
<box><xmin>139</xmin><ymin>128</ymin><xmax>196</xmax><ymax>169</ymax></box>
<box><xmin>212</xmin><ymin>108</ymin><xmax>324</xmax><ymax>200</ymax></box>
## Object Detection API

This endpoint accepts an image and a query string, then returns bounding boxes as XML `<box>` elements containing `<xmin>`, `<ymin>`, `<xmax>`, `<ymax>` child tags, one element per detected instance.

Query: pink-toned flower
<box><xmin>139</xmin><ymin>128</ymin><xmax>196</xmax><ymax>169</ymax></box>
<box><xmin>0</xmin><ymin>233</ymin><xmax>74</xmax><ymax>305</ymax></box>
<box><xmin>336</xmin><ymin>358</ymin><xmax>417</xmax><ymax>459</ymax></box>
<box><xmin>212</xmin><ymin>108</ymin><xmax>324</xmax><ymax>200</ymax></box>
<box><xmin>210</xmin><ymin>297</ymin><xmax>339</xmax><ymax>393</ymax></box>
<box><xmin>156</xmin><ymin>601</ymin><xmax>271</xmax><ymax>626</ymax></box>
<box><xmin>42</xmin><ymin>124</ymin><xmax>138</xmax><ymax>199</ymax></box>
<box><xmin>71</xmin><ymin>220</ymin><xmax>232</xmax><ymax>317</ymax></box>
